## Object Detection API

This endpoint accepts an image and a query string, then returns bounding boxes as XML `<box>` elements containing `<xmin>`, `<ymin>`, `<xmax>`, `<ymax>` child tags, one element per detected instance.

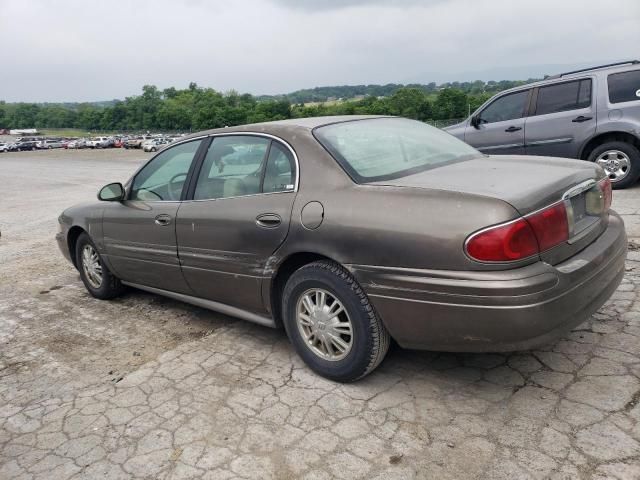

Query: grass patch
<box><xmin>39</xmin><ymin>128</ymin><xmax>117</xmax><ymax>138</ymax></box>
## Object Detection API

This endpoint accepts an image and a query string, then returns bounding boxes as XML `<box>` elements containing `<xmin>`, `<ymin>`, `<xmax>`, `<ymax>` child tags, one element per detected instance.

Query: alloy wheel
<box><xmin>296</xmin><ymin>288</ymin><xmax>353</xmax><ymax>361</ymax></box>
<box><xmin>596</xmin><ymin>150</ymin><xmax>631</xmax><ymax>183</ymax></box>
<box><xmin>82</xmin><ymin>244</ymin><xmax>103</xmax><ymax>289</ymax></box>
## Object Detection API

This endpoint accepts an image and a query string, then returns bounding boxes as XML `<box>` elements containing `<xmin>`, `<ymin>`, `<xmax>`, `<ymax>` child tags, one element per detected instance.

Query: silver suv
<box><xmin>445</xmin><ymin>61</ymin><xmax>640</xmax><ymax>189</ymax></box>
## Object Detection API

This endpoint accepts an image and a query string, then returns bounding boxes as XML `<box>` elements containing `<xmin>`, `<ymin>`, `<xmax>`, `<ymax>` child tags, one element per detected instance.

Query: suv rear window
<box><xmin>535</xmin><ymin>79</ymin><xmax>591</xmax><ymax>115</ymax></box>
<box><xmin>608</xmin><ymin>70</ymin><xmax>640</xmax><ymax>103</ymax></box>
<box><xmin>314</xmin><ymin>118</ymin><xmax>480</xmax><ymax>183</ymax></box>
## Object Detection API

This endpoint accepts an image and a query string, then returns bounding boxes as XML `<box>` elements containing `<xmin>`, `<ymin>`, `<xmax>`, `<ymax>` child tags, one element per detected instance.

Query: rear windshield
<box><xmin>314</xmin><ymin>118</ymin><xmax>480</xmax><ymax>183</ymax></box>
<box><xmin>608</xmin><ymin>69</ymin><xmax>640</xmax><ymax>104</ymax></box>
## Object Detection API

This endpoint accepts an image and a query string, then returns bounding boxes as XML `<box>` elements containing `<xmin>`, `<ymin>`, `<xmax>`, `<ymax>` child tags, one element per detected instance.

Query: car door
<box><xmin>176</xmin><ymin>134</ymin><xmax>297</xmax><ymax>313</ymax></box>
<box><xmin>525</xmin><ymin>78</ymin><xmax>596</xmax><ymax>159</ymax></box>
<box><xmin>464</xmin><ymin>89</ymin><xmax>530</xmax><ymax>155</ymax></box>
<box><xmin>102</xmin><ymin>138</ymin><xmax>205</xmax><ymax>293</ymax></box>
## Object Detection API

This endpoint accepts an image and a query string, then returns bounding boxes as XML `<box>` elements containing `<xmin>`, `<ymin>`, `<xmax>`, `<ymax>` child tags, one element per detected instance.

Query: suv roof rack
<box><xmin>547</xmin><ymin>60</ymin><xmax>640</xmax><ymax>79</ymax></box>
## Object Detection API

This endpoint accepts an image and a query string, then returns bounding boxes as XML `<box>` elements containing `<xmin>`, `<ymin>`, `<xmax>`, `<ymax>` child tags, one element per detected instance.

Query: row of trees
<box><xmin>0</xmin><ymin>82</ymin><xmax>504</xmax><ymax>132</ymax></box>
<box><xmin>258</xmin><ymin>79</ymin><xmax>537</xmax><ymax>104</ymax></box>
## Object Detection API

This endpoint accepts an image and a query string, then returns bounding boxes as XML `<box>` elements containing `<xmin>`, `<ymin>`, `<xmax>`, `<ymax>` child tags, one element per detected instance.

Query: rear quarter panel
<box><xmin>270</xmin><ymin>132</ymin><xmax>523</xmax><ymax>272</ymax></box>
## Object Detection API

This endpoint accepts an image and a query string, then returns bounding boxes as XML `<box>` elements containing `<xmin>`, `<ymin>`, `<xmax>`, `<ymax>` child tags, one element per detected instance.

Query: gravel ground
<box><xmin>0</xmin><ymin>148</ymin><xmax>639</xmax><ymax>480</ymax></box>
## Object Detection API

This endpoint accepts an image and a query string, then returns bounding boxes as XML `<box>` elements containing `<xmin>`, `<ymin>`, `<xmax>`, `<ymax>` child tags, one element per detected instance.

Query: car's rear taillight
<box><xmin>465</xmin><ymin>219</ymin><xmax>539</xmax><ymax>262</ymax></box>
<box><xmin>466</xmin><ymin>202</ymin><xmax>570</xmax><ymax>262</ymax></box>
<box><xmin>526</xmin><ymin>202</ymin><xmax>569</xmax><ymax>252</ymax></box>
<box><xmin>599</xmin><ymin>177</ymin><xmax>612</xmax><ymax>211</ymax></box>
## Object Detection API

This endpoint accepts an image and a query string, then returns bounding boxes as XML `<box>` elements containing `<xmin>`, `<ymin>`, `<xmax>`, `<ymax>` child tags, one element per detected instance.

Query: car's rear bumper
<box><xmin>349</xmin><ymin>212</ymin><xmax>627</xmax><ymax>352</ymax></box>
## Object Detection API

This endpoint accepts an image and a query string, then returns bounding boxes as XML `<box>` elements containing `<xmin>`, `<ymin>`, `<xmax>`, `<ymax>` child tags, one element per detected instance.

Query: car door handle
<box><xmin>504</xmin><ymin>126</ymin><xmax>522</xmax><ymax>132</ymax></box>
<box><xmin>256</xmin><ymin>213</ymin><xmax>282</xmax><ymax>228</ymax></box>
<box><xmin>572</xmin><ymin>115</ymin><xmax>593</xmax><ymax>123</ymax></box>
<box><xmin>154</xmin><ymin>214</ymin><xmax>172</xmax><ymax>226</ymax></box>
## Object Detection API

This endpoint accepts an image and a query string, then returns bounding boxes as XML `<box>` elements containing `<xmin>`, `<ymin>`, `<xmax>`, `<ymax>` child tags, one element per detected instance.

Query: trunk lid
<box><xmin>370</xmin><ymin>155</ymin><xmax>607</xmax><ymax>265</ymax></box>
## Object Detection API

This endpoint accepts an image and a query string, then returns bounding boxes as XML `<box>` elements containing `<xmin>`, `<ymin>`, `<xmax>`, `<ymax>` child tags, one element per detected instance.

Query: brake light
<box><xmin>466</xmin><ymin>219</ymin><xmax>539</xmax><ymax>262</ymax></box>
<box><xmin>599</xmin><ymin>177</ymin><xmax>612</xmax><ymax>211</ymax></box>
<box><xmin>526</xmin><ymin>202</ymin><xmax>569</xmax><ymax>252</ymax></box>
<box><xmin>466</xmin><ymin>202</ymin><xmax>570</xmax><ymax>262</ymax></box>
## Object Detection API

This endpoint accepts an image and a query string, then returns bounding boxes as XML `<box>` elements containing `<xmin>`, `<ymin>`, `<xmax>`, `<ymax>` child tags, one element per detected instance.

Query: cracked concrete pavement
<box><xmin>1</xmin><ymin>149</ymin><xmax>639</xmax><ymax>479</ymax></box>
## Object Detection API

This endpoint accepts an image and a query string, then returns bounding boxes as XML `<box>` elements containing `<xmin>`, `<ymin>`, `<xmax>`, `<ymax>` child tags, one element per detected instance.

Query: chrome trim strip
<box><xmin>527</xmin><ymin>137</ymin><xmax>573</xmax><ymax>146</ymax></box>
<box><xmin>562</xmin><ymin>179</ymin><xmax>597</xmax><ymax>200</ymax></box>
<box><xmin>122</xmin><ymin>281</ymin><xmax>276</xmax><ymax>328</ymax></box>
<box><xmin>478</xmin><ymin>143</ymin><xmax>522</xmax><ymax>151</ymax></box>
<box><xmin>183</xmin><ymin>189</ymin><xmax>294</xmax><ymax>203</ymax></box>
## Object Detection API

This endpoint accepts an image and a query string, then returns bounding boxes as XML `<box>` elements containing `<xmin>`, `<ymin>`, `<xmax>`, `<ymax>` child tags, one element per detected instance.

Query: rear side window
<box><xmin>535</xmin><ymin>79</ymin><xmax>591</xmax><ymax>115</ymax></box>
<box><xmin>480</xmin><ymin>90</ymin><xmax>529</xmax><ymax>124</ymax></box>
<box><xmin>194</xmin><ymin>136</ymin><xmax>269</xmax><ymax>200</ymax></box>
<box><xmin>263</xmin><ymin>143</ymin><xmax>295</xmax><ymax>193</ymax></box>
<box><xmin>608</xmin><ymin>70</ymin><xmax>640</xmax><ymax>103</ymax></box>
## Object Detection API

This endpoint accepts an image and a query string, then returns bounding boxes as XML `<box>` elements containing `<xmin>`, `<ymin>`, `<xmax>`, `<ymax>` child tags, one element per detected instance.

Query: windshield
<box><xmin>314</xmin><ymin>117</ymin><xmax>481</xmax><ymax>183</ymax></box>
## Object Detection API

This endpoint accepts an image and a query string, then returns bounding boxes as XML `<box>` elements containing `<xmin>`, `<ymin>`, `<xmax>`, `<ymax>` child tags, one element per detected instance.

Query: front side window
<box><xmin>314</xmin><ymin>118</ymin><xmax>480</xmax><ymax>183</ymax></box>
<box><xmin>479</xmin><ymin>90</ymin><xmax>529</xmax><ymax>124</ymax></box>
<box><xmin>130</xmin><ymin>139</ymin><xmax>202</xmax><ymax>201</ymax></box>
<box><xmin>608</xmin><ymin>70</ymin><xmax>640</xmax><ymax>104</ymax></box>
<box><xmin>194</xmin><ymin>136</ymin><xmax>270</xmax><ymax>200</ymax></box>
<box><xmin>535</xmin><ymin>79</ymin><xmax>591</xmax><ymax>115</ymax></box>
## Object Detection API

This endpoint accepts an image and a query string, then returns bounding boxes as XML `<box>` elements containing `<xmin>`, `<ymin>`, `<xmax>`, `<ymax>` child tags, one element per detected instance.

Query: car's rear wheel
<box><xmin>282</xmin><ymin>260</ymin><xmax>390</xmax><ymax>382</ymax></box>
<box><xmin>588</xmin><ymin>141</ymin><xmax>640</xmax><ymax>189</ymax></box>
<box><xmin>76</xmin><ymin>232</ymin><xmax>125</xmax><ymax>300</ymax></box>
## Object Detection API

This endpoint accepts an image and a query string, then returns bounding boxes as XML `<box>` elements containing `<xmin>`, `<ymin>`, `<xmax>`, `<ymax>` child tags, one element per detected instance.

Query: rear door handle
<box><xmin>505</xmin><ymin>126</ymin><xmax>522</xmax><ymax>132</ymax></box>
<box><xmin>572</xmin><ymin>115</ymin><xmax>593</xmax><ymax>123</ymax></box>
<box><xmin>256</xmin><ymin>213</ymin><xmax>282</xmax><ymax>228</ymax></box>
<box><xmin>154</xmin><ymin>214</ymin><xmax>172</xmax><ymax>226</ymax></box>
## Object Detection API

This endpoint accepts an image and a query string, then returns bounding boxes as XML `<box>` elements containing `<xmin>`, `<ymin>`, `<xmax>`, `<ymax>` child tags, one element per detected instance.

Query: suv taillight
<box><xmin>466</xmin><ymin>202</ymin><xmax>569</xmax><ymax>262</ymax></box>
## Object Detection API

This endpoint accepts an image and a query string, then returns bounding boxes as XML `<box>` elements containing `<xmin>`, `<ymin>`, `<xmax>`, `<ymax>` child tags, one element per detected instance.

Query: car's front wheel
<box><xmin>76</xmin><ymin>232</ymin><xmax>125</xmax><ymax>300</ymax></box>
<box><xmin>588</xmin><ymin>141</ymin><xmax>640</xmax><ymax>189</ymax></box>
<box><xmin>282</xmin><ymin>260</ymin><xmax>390</xmax><ymax>382</ymax></box>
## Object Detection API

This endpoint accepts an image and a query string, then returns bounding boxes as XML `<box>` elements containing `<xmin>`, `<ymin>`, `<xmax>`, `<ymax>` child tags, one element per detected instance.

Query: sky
<box><xmin>1</xmin><ymin>0</ymin><xmax>639</xmax><ymax>102</ymax></box>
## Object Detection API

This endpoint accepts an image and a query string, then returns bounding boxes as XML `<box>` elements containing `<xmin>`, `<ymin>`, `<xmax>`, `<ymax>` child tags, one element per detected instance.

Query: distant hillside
<box><xmin>257</xmin><ymin>79</ymin><xmax>540</xmax><ymax>104</ymax></box>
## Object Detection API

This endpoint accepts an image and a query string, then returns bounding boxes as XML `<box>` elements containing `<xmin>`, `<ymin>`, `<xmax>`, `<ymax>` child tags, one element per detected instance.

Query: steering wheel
<box><xmin>167</xmin><ymin>173</ymin><xmax>187</xmax><ymax>200</ymax></box>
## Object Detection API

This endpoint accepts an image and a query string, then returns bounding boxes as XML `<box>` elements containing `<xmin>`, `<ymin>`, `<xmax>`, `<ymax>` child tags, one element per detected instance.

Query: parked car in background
<box><xmin>0</xmin><ymin>142</ymin><xmax>8</xmax><ymax>153</ymax></box>
<box><xmin>66</xmin><ymin>138</ymin><xmax>88</xmax><ymax>149</ymax></box>
<box><xmin>124</xmin><ymin>136</ymin><xmax>148</xmax><ymax>149</ymax></box>
<box><xmin>16</xmin><ymin>141</ymin><xmax>39</xmax><ymax>151</ymax></box>
<box><xmin>38</xmin><ymin>139</ymin><xmax>64</xmax><ymax>149</ymax></box>
<box><xmin>142</xmin><ymin>138</ymin><xmax>168</xmax><ymax>152</ymax></box>
<box><xmin>88</xmin><ymin>137</ymin><xmax>113</xmax><ymax>149</ymax></box>
<box><xmin>445</xmin><ymin>61</ymin><xmax>640</xmax><ymax>189</ymax></box>
<box><xmin>56</xmin><ymin>116</ymin><xmax>625</xmax><ymax>381</ymax></box>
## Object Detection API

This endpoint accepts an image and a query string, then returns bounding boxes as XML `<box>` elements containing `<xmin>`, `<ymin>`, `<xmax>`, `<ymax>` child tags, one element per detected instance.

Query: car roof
<box><xmin>492</xmin><ymin>62</ymin><xmax>640</xmax><ymax>96</ymax></box>
<box><xmin>181</xmin><ymin>115</ymin><xmax>391</xmax><ymax>142</ymax></box>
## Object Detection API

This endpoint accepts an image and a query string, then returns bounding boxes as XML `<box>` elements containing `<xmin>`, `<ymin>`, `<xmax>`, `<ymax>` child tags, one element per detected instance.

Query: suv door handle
<box><xmin>572</xmin><ymin>115</ymin><xmax>593</xmax><ymax>123</ymax></box>
<box><xmin>256</xmin><ymin>213</ymin><xmax>282</xmax><ymax>228</ymax></box>
<box><xmin>504</xmin><ymin>126</ymin><xmax>522</xmax><ymax>132</ymax></box>
<box><xmin>154</xmin><ymin>214</ymin><xmax>172</xmax><ymax>226</ymax></box>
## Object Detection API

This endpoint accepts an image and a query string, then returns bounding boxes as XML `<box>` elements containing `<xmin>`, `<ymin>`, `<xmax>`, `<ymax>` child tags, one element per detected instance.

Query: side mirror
<box><xmin>471</xmin><ymin>115</ymin><xmax>481</xmax><ymax>129</ymax></box>
<box><xmin>98</xmin><ymin>182</ymin><xmax>125</xmax><ymax>201</ymax></box>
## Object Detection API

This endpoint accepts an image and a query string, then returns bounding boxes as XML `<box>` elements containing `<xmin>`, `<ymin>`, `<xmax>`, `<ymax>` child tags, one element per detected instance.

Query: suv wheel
<box><xmin>76</xmin><ymin>232</ymin><xmax>125</xmax><ymax>300</ymax></box>
<box><xmin>588</xmin><ymin>141</ymin><xmax>640</xmax><ymax>189</ymax></box>
<box><xmin>282</xmin><ymin>260</ymin><xmax>390</xmax><ymax>382</ymax></box>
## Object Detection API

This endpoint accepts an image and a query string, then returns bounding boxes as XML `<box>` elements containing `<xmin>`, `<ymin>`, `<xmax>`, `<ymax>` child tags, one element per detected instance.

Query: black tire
<box><xmin>282</xmin><ymin>260</ymin><xmax>390</xmax><ymax>382</ymax></box>
<box><xmin>588</xmin><ymin>141</ymin><xmax>640</xmax><ymax>189</ymax></box>
<box><xmin>75</xmin><ymin>232</ymin><xmax>125</xmax><ymax>300</ymax></box>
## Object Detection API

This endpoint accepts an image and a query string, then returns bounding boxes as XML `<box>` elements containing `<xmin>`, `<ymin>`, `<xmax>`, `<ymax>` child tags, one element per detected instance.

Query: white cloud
<box><xmin>0</xmin><ymin>0</ymin><xmax>638</xmax><ymax>101</ymax></box>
